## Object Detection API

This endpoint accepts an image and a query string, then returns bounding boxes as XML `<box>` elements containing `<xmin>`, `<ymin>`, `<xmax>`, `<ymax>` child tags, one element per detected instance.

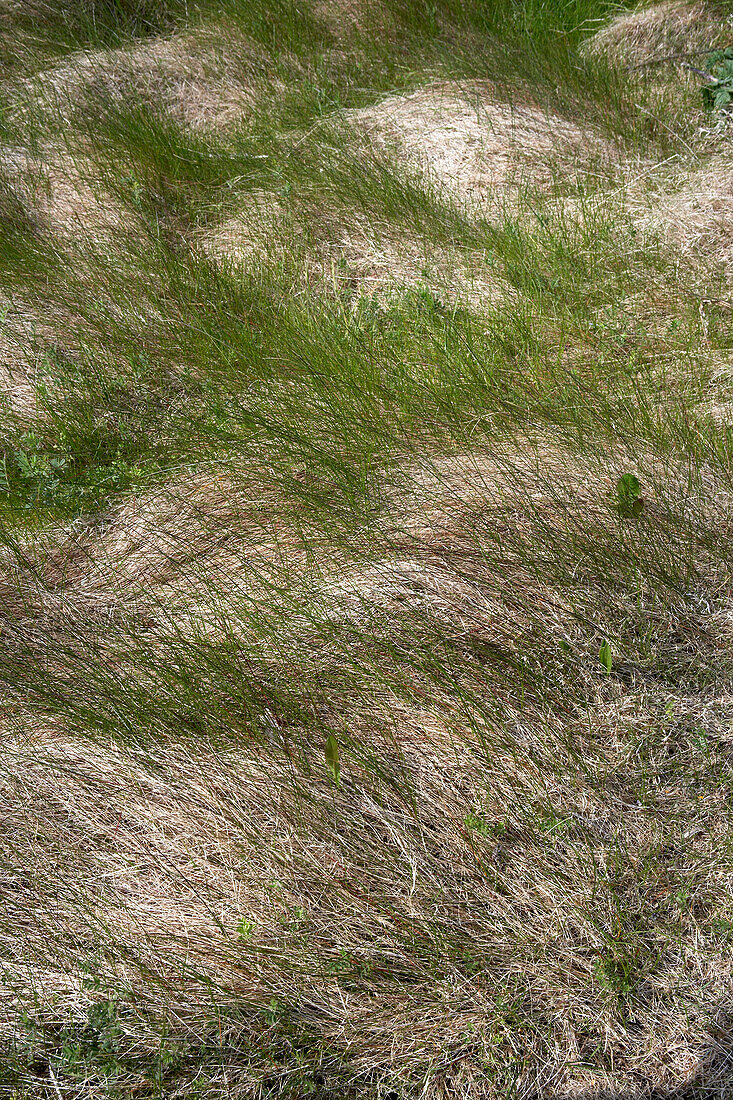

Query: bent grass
<box><xmin>1</xmin><ymin>0</ymin><xmax>733</xmax><ymax>1097</ymax></box>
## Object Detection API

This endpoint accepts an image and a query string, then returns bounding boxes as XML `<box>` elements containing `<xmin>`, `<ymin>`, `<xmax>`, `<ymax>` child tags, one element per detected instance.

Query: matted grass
<box><xmin>1</xmin><ymin>1</ymin><xmax>733</xmax><ymax>1097</ymax></box>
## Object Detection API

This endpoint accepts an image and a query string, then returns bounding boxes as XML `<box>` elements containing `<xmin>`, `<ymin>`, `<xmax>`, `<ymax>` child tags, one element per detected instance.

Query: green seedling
<box><xmin>616</xmin><ymin>473</ymin><xmax>644</xmax><ymax>518</ymax></box>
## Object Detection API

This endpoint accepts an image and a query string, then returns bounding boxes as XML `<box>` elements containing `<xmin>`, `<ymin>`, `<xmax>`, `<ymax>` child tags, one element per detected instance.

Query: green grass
<box><xmin>1</xmin><ymin>0</ymin><xmax>733</xmax><ymax>1096</ymax></box>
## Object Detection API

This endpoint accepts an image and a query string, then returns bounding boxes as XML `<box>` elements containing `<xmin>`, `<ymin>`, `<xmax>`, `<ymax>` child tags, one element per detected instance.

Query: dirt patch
<box><xmin>584</xmin><ymin>1</ymin><xmax>731</xmax><ymax>66</ymax></box>
<box><xmin>345</xmin><ymin>82</ymin><xmax>618</xmax><ymax>209</ymax></box>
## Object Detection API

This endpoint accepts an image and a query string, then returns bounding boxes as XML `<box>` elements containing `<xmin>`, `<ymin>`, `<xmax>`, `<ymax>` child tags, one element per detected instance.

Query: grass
<box><xmin>1</xmin><ymin>0</ymin><xmax>733</xmax><ymax>1096</ymax></box>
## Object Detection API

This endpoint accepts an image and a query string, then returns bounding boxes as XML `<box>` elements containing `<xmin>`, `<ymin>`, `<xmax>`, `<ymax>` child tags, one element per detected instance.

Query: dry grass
<box><xmin>630</xmin><ymin>152</ymin><xmax>733</xmax><ymax>280</ymax></box>
<box><xmin>0</xmin><ymin>299</ymin><xmax>48</xmax><ymax>423</ymax></box>
<box><xmin>2</xmin><ymin>0</ymin><xmax>733</xmax><ymax>1096</ymax></box>
<box><xmin>312</xmin><ymin>0</ymin><xmax>393</xmax><ymax>36</ymax></box>
<box><xmin>202</xmin><ymin>196</ymin><xmax>507</xmax><ymax>308</ymax></box>
<box><xmin>0</xmin><ymin>470</ymin><xmax>325</xmax><ymax>640</ymax></box>
<box><xmin>5</xmin><ymin>432</ymin><xmax>733</xmax><ymax>1095</ymax></box>
<box><xmin>584</xmin><ymin>0</ymin><xmax>731</xmax><ymax>66</ymax></box>
<box><xmin>345</xmin><ymin>83</ymin><xmax>621</xmax><ymax>209</ymax></box>
<box><xmin>203</xmin><ymin>78</ymin><xmax>622</xmax><ymax>302</ymax></box>
<box><xmin>23</xmin><ymin>24</ymin><xmax>264</xmax><ymax>131</ymax></box>
<box><xmin>0</xmin><ymin>144</ymin><xmax>128</xmax><ymax>242</ymax></box>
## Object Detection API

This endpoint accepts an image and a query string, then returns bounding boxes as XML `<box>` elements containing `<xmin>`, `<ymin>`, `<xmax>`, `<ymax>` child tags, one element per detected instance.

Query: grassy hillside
<box><xmin>1</xmin><ymin>0</ymin><xmax>733</xmax><ymax>1096</ymax></box>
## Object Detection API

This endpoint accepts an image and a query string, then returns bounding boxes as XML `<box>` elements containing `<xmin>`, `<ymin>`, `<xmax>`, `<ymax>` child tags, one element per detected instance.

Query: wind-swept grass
<box><xmin>1</xmin><ymin>0</ymin><xmax>733</xmax><ymax>1097</ymax></box>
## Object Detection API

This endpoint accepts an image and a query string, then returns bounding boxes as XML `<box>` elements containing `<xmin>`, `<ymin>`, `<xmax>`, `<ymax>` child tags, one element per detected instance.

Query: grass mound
<box><xmin>344</xmin><ymin>84</ymin><xmax>619</xmax><ymax>207</ymax></box>
<box><xmin>584</xmin><ymin>0</ymin><xmax>730</xmax><ymax>67</ymax></box>
<box><xmin>629</xmin><ymin>153</ymin><xmax>733</xmax><ymax>282</ymax></box>
<box><xmin>23</xmin><ymin>25</ymin><xmax>263</xmax><ymax>131</ymax></box>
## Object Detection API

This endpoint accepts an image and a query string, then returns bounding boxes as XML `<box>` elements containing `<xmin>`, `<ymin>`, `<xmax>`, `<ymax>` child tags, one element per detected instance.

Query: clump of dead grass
<box><xmin>3</xmin><ymin>426</ymin><xmax>733</xmax><ymax>1096</ymax></box>
<box><xmin>345</xmin><ymin>82</ymin><xmax>621</xmax><ymax>210</ymax></box>
<box><xmin>201</xmin><ymin>192</ymin><xmax>507</xmax><ymax>309</ymax></box>
<box><xmin>22</xmin><ymin>24</ymin><xmax>265</xmax><ymax>131</ymax></box>
<box><xmin>0</xmin><ymin>144</ymin><xmax>128</xmax><ymax>243</ymax></box>
<box><xmin>201</xmin><ymin>77</ymin><xmax>625</xmax><ymax>304</ymax></box>
<box><xmin>630</xmin><ymin>152</ymin><xmax>733</xmax><ymax>281</ymax></box>
<box><xmin>0</xmin><ymin>298</ymin><xmax>49</xmax><ymax>423</ymax></box>
<box><xmin>584</xmin><ymin>0</ymin><xmax>731</xmax><ymax>66</ymax></box>
<box><xmin>312</xmin><ymin>0</ymin><xmax>394</xmax><ymax>37</ymax></box>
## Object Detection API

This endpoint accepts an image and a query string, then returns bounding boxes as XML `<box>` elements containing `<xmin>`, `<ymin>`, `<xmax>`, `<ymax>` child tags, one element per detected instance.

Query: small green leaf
<box><xmin>702</xmin><ymin>51</ymin><xmax>733</xmax><ymax>113</ymax></box>
<box><xmin>464</xmin><ymin>811</ymin><xmax>490</xmax><ymax>835</ymax></box>
<box><xmin>237</xmin><ymin>918</ymin><xmax>255</xmax><ymax>941</ymax></box>
<box><xmin>616</xmin><ymin>473</ymin><xmax>644</xmax><ymax>518</ymax></box>
<box><xmin>599</xmin><ymin>640</ymin><xmax>612</xmax><ymax>674</ymax></box>
<box><xmin>617</xmin><ymin>472</ymin><xmax>639</xmax><ymax>499</ymax></box>
<box><xmin>705</xmin><ymin>48</ymin><xmax>733</xmax><ymax>72</ymax></box>
<box><xmin>325</xmin><ymin>734</ymin><xmax>340</xmax><ymax>786</ymax></box>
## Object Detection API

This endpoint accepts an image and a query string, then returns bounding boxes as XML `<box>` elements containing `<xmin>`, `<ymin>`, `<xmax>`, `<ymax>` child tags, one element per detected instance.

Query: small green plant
<box><xmin>702</xmin><ymin>48</ymin><xmax>733</xmax><ymax>113</ymax></box>
<box><xmin>263</xmin><ymin>997</ymin><xmax>289</xmax><ymax>1026</ymax></box>
<box><xmin>712</xmin><ymin>916</ymin><xmax>733</xmax><ymax>944</ymax></box>
<box><xmin>615</xmin><ymin>473</ymin><xmax>644</xmax><ymax>518</ymax></box>
<box><xmin>691</xmin><ymin>727</ymin><xmax>710</xmax><ymax>756</ymax></box>
<box><xmin>0</xmin><ymin>430</ymin><xmax>147</xmax><ymax>517</ymax></box>
<box><xmin>51</xmin><ymin>1000</ymin><xmax>141</xmax><ymax>1082</ymax></box>
<box><xmin>323</xmin><ymin>949</ymin><xmax>375</xmax><ymax>988</ymax></box>
<box><xmin>324</xmin><ymin>948</ymin><xmax>353</xmax><ymax>975</ymax></box>
<box><xmin>537</xmin><ymin>809</ymin><xmax>571</xmax><ymax>840</ymax></box>
<box><xmin>237</xmin><ymin>917</ymin><xmax>255</xmax><ymax>941</ymax></box>
<box><xmin>599</xmin><ymin>639</ymin><xmax>612</xmax><ymax>674</ymax></box>
<box><xmin>464</xmin><ymin>810</ymin><xmax>491</xmax><ymax>835</ymax></box>
<box><xmin>593</xmin><ymin>946</ymin><xmax>641</xmax><ymax>998</ymax></box>
<box><xmin>325</xmin><ymin>734</ymin><xmax>340</xmax><ymax>786</ymax></box>
<box><xmin>464</xmin><ymin>811</ymin><xmax>507</xmax><ymax>838</ymax></box>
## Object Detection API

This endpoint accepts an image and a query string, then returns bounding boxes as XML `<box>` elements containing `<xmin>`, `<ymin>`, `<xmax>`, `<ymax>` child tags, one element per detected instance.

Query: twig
<box><xmin>680</xmin><ymin>62</ymin><xmax>717</xmax><ymax>82</ymax></box>
<box><xmin>47</xmin><ymin>1064</ymin><xmax>63</xmax><ymax>1100</ymax></box>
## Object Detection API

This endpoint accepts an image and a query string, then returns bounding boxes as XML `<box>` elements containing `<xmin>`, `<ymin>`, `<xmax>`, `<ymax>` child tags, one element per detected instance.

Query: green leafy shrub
<box><xmin>702</xmin><ymin>48</ymin><xmax>733</xmax><ymax>112</ymax></box>
<box><xmin>0</xmin><ymin>430</ymin><xmax>147</xmax><ymax>517</ymax></box>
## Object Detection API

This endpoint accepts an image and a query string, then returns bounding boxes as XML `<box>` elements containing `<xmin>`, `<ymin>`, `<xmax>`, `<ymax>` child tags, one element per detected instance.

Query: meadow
<box><xmin>1</xmin><ymin>0</ymin><xmax>733</xmax><ymax>1095</ymax></box>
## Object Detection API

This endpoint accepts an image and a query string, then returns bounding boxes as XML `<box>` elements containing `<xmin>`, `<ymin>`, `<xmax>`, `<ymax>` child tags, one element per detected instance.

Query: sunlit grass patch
<box><xmin>2</xmin><ymin>0</ymin><xmax>733</xmax><ymax>1096</ymax></box>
